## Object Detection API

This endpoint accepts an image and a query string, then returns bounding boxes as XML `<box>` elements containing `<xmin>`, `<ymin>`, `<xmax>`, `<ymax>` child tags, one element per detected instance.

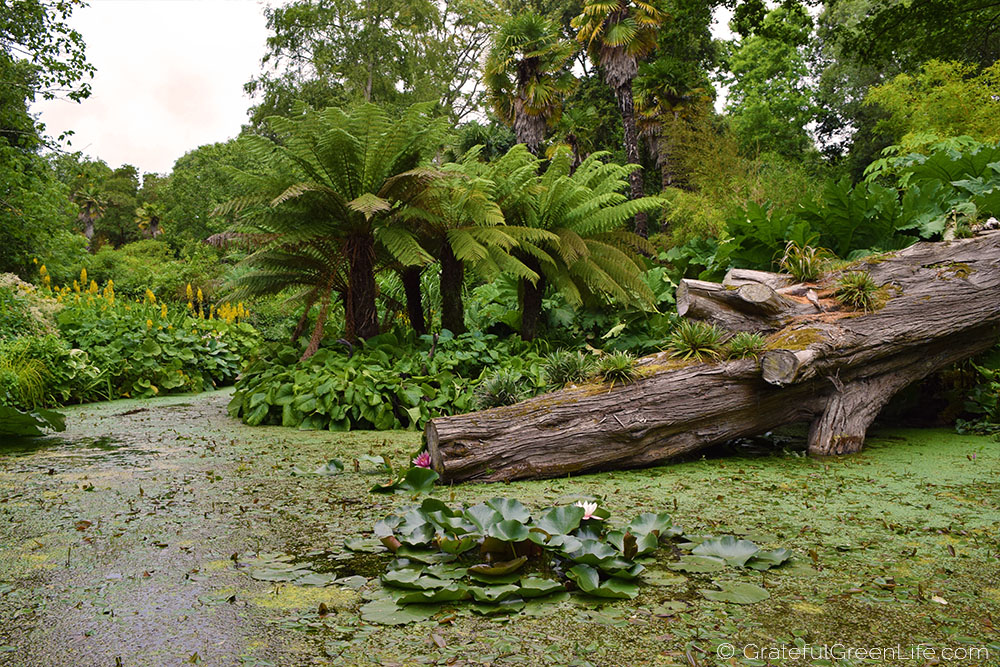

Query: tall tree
<box><xmin>222</xmin><ymin>104</ymin><xmax>448</xmax><ymax>353</ymax></box>
<box><xmin>572</xmin><ymin>0</ymin><xmax>667</xmax><ymax>237</ymax></box>
<box><xmin>483</xmin><ymin>12</ymin><xmax>576</xmax><ymax>156</ymax></box>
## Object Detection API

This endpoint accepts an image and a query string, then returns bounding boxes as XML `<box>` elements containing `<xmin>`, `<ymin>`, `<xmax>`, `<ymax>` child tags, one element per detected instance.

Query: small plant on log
<box><xmin>779</xmin><ymin>240</ymin><xmax>830</xmax><ymax>282</ymax></box>
<box><xmin>598</xmin><ymin>351</ymin><xmax>637</xmax><ymax>386</ymax></box>
<box><xmin>835</xmin><ymin>271</ymin><xmax>881</xmax><ymax>312</ymax></box>
<box><xmin>668</xmin><ymin>320</ymin><xmax>728</xmax><ymax>361</ymax></box>
<box><xmin>475</xmin><ymin>368</ymin><xmax>528</xmax><ymax>409</ymax></box>
<box><xmin>542</xmin><ymin>349</ymin><xmax>597</xmax><ymax>390</ymax></box>
<box><xmin>726</xmin><ymin>332</ymin><xmax>768</xmax><ymax>360</ymax></box>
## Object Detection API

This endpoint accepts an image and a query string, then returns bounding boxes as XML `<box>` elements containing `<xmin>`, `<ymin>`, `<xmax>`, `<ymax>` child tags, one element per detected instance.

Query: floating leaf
<box><xmin>533</xmin><ymin>505</ymin><xmax>585</xmax><ymax>536</ymax></box>
<box><xmin>489</xmin><ymin>519</ymin><xmax>530</xmax><ymax>543</ymax></box>
<box><xmin>641</xmin><ymin>570</ymin><xmax>687</xmax><ymax>587</ymax></box>
<box><xmin>344</xmin><ymin>537</ymin><xmax>387</xmax><ymax>553</ymax></box>
<box><xmin>294</xmin><ymin>572</ymin><xmax>338</xmax><ymax>587</ymax></box>
<box><xmin>396</xmin><ymin>585</ymin><xmax>470</xmax><ymax>604</ymax></box>
<box><xmin>437</xmin><ymin>535</ymin><xmax>478</xmax><ymax>555</ymax></box>
<box><xmin>698</xmin><ymin>582</ymin><xmax>770</xmax><ymax>604</ymax></box>
<box><xmin>394</xmin><ymin>546</ymin><xmax>457</xmax><ymax>564</ymax></box>
<box><xmin>424</xmin><ymin>563</ymin><xmax>468</xmax><ymax>580</ymax></box>
<box><xmin>519</xmin><ymin>577</ymin><xmax>565</xmax><ymax>598</ymax></box>
<box><xmin>469</xmin><ymin>570</ymin><xmax>522</xmax><ymax>585</ymax></box>
<box><xmin>692</xmin><ymin>536</ymin><xmax>761</xmax><ymax>567</ymax></box>
<box><xmin>468</xmin><ymin>584</ymin><xmax>520</xmax><ymax>603</ymax></box>
<box><xmin>468</xmin><ymin>556</ymin><xmax>527</xmax><ymax>577</ymax></box>
<box><xmin>649</xmin><ymin>600</ymin><xmax>688</xmax><ymax>616</ymax></box>
<box><xmin>747</xmin><ymin>548</ymin><xmax>794</xmax><ymax>571</ymax></box>
<box><xmin>250</xmin><ymin>566</ymin><xmax>313</xmax><ymax>582</ymax></box>
<box><xmin>668</xmin><ymin>555</ymin><xmax>728</xmax><ymax>573</ymax></box>
<box><xmin>470</xmin><ymin>599</ymin><xmax>525</xmax><ymax>616</ymax></box>
<box><xmin>627</xmin><ymin>512</ymin><xmax>676</xmax><ymax>537</ymax></box>
<box><xmin>381</xmin><ymin>569</ymin><xmax>450</xmax><ymax>591</ymax></box>
<box><xmin>567</xmin><ymin>564</ymin><xmax>639</xmax><ymax>599</ymax></box>
<box><xmin>485</xmin><ymin>497</ymin><xmax>531</xmax><ymax>523</ymax></box>
<box><xmin>370</xmin><ymin>467</ymin><xmax>439</xmax><ymax>494</ymax></box>
<box><xmin>359</xmin><ymin>598</ymin><xmax>438</xmax><ymax>625</ymax></box>
<box><xmin>522</xmin><ymin>592</ymin><xmax>570</xmax><ymax>615</ymax></box>
<box><xmin>564</xmin><ymin>539</ymin><xmax>619</xmax><ymax>566</ymax></box>
<box><xmin>464</xmin><ymin>503</ymin><xmax>503</xmax><ymax>533</ymax></box>
<box><xmin>314</xmin><ymin>459</ymin><xmax>344</xmax><ymax>475</ymax></box>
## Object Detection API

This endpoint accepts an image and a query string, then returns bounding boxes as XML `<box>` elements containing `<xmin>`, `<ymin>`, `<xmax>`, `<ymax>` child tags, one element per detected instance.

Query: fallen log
<box><xmin>426</xmin><ymin>232</ymin><xmax>1000</xmax><ymax>482</ymax></box>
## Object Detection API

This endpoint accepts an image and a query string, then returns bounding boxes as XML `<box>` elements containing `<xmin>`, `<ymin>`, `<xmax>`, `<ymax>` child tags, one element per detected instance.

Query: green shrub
<box><xmin>475</xmin><ymin>368</ymin><xmax>529</xmax><ymax>409</ymax></box>
<box><xmin>668</xmin><ymin>320</ymin><xmax>728</xmax><ymax>361</ymax></box>
<box><xmin>0</xmin><ymin>274</ymin><xmax>57</xmax><ymax>340</ymax></box>
<box><xmin>779</xmin><ymin>240</ymin><xmax>831</xmax><ymax>282</ymax></box>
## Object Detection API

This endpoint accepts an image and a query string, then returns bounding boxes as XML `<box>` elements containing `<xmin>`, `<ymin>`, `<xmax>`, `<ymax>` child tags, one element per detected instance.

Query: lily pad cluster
<box><xmin>358</xmin><ymin>497</ymin><xmax>681</xmax><ymax>623</ymax></box>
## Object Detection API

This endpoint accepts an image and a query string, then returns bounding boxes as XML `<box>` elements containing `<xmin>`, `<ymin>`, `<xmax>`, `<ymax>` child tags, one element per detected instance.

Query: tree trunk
<box><xmin>519</xmin><ymin>256</ymin><xmax>546</xmax><ymax>341</ymax></box>
<box><xmin>426</xmin><ymin>232</ymin><xmax>1000</xmax><ymax>482</ymax></box>
<box><xmin>346</xmin><ymin>234</ymin><xmax>379</xmax><ymax>341</ymax></box>
<box><xmin>302</xmin><ymin>291</ymin><xmax>331</xmax><ymax>361</ymax></box>
<box><xmin>291</xmin><ymin>291</ymin><xmax>320</xmax><ymax>343</ymax></box>
<box><xmin>614</xmin><ymin>83</ymin><xmax>648</xmax><ymax>238</ymax></box>
<box><xmin>401</xmin><ymin>266</ymin><xmax>426</xmax><ymax>336</ymax></box>
<box><xmin>439</xmin><ymin>245</ymin><xmax>466</xmax><ymax>335</ymax></box>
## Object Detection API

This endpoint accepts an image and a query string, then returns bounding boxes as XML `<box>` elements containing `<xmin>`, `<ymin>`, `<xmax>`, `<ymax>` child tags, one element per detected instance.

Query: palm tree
<box><xmin>219</xmin><ymin>103</ymin><xmax>447</xmax><ymax>355</ymax></box>
<box><xmin>502</xmin><ymin>147</ymin><xmax>663</xmax><ymax>340</ymax></box>
<box><xmin>635</xmin><ymin>57</ymin><xmax>711</xmax><ymax>190</ymax></box>
<box><xmin>572</xmin><ymin>0</ymin><xmax>667</xmax><ymax>236</ymax></box>
<box><xmin>73</xmin><ymin>186</ymin><xmax>106</xmax><ymax>251</ymax></box>
<box><xmin>135</xmin><ymin>202</ymin><xmax>165</xmax><ymax>238</ymax></box>
<box><xmin>402</xmin><ymin>145</ymin><xmax>556</xmax><ymax>334</ymax></box>
<box><xmin>484</xmin><ymin>12</ymin><xmax>577</xmax><ymax>156</ymax></box>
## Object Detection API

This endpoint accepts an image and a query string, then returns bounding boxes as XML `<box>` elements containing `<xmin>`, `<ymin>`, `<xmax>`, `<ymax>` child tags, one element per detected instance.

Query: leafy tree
<box><xmin>722</xmin><ymin>5</ymin><xmax>817</xmax><ymax>160</ymax></box>
<box><xmin>245</xmin><ymin>0</ymin><xmax>492</xmax><ymax>128</ymax></box>
<box><xmin>572</xmin><ymin>0</ymin><xmax>667</xmax><ymax>237</ymax></box>
<box><xmin>222</xmin><ymin>104</ymin><xmax>449</xmax><ymax>354</ymax></box>
<box><xmin>483</xmin><ymin>11</ymin><xmax>576</xmax><ymax>156</ymax></box>
<box><xmin>866</xmin><ymin>60</ymin><xmax>1000</xmax><ymax>149</ymax></box>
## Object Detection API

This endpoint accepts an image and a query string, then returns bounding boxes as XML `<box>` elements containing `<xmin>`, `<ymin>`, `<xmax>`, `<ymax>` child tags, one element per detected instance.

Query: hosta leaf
<box><xmin>698</xmin><ymin>582</ymin><xmax>770</xmax><ymax>604</ymax></box>
<box><xmin>692</xmin><ymin>536</ymin><xmax>760</xmax><ymax>567</ymax></box>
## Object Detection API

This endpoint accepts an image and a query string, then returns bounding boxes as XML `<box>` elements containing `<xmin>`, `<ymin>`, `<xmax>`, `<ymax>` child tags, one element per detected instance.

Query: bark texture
<box><xmin>426</xmin><ymin>232</ymin><xmax>1000</xmax><ymax>482</ymax></box>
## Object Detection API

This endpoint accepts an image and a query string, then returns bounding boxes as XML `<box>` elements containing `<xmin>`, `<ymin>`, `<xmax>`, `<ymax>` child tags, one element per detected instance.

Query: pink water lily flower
<box><xmin>575</xmin><ymin>500</ymin><xmax>602</xmax><ymax>520</ymax></box>
<box><xmin>412</xmin><ymin>451</ymin><xmax>431</xmax><ymax>468</ymax></box>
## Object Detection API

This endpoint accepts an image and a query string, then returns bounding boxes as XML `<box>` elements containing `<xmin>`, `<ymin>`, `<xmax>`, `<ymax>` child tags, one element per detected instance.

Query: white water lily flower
<box><xmin>575</xmin><ymin>500</ymin><xmax>602</xmax><ymax>520</ymax></box>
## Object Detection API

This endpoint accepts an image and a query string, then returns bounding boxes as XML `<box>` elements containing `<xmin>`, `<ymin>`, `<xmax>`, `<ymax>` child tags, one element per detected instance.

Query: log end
<box><xmin>761</xmin><ymin>348</ymin><xmax>817</xmax><ymax>385</ymax></box>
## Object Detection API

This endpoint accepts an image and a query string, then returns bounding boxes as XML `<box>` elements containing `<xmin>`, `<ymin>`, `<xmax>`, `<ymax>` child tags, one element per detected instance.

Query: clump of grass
<box><xmin>726</xmin><ymin>332</ymin><xmax>768</xmax><ymax>360</ymax></box>
<box><xmin>597</xmin><ymin>351</ymin><xmax>637</xmax><ymax>386</ymax></box>
<box><xmin>779</xmin><ymin>240</ymin><xmax>831</xmax><ymax>282</ymax></box>
<box><xmin>542</xmin><ymin>349</ymin><xmax>596</xmax><ymax>390</ymax></box>
<box><xmin>835</xmin><ymin>271</ymin><xmax>881</xmax><ymax>312</ymax></box>
<box><xmin>474</xmin><ymin>369</ymin><xmax>527</xmax><ymax>409</ymax></box>
<box><xmin>667</xmin><ymin>320</ymin><xmax>728</xmax><ymax>361</ymax></box>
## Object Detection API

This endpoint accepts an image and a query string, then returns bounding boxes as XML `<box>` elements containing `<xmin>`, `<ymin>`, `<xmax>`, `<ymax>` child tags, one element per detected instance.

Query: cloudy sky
<box><xmin>33</xmin><ymin>0</ymin><xmax>272</xmax><ymax>176</ymax></box>
<box><xmin>33</xmin><ymin>1</ymin><xmax>734</xmax><ymax>178</ymax></box>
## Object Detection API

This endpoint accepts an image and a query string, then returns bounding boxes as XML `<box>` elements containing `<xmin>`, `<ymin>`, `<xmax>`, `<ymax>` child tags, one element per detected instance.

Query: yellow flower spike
<box><xmin>73</xmin><ymin>280</ymin><xmax>80</xmax><ymax>293</ymax></box>
<box><xmin>39</xmin><ymin>264</ymin><xmax>47</xmax><ymax>276</ymax></box>
<box><xmin>88</xmin><ymin>280</ymin><xmax>98</xmax><ymax>294</ymax></box>
<box><xmin>42</xmin><ymin>275</ymin><xmax>51</xmax><ymax>287</ymax></box>
<box><xmin>187</xmin><ymin>301</ymin><xmax>193</xmax><ymax>310</ymax></box>
<box><xmin>33</xmin><ymin>258</ymin><xmax>38</xmax><ymax>264</ymax></box>
<box><xmin>80</xmin><ymin>268</ymin><xmax>87</xmax><ymax>285</ymax></box>
<box><xmin>186</xmin><ymin>283</ymin><xmax>193</xmax><ymax>301</ymax></box>
<box><xmin>146</xmin><ymin>319</ymin><xmax>153</xmax><ymax>329</ymax></box>
<box><xmin>197</xmin><ymin>288</ymin><xmax>203</xmax><ymax>303</ymax></box>
<box><xmin>145</xmin><ymin>289</ymin><xmax>156</xmax><ymax>304</ymax></box>
<box><xmin>160</xmin><ymin>303</ymin><xmax>168</xmax><ymax>318</ymax></box>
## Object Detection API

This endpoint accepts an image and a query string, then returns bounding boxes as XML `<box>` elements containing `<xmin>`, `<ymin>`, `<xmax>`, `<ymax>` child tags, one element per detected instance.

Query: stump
<box><xmin>426</xmin><ymin>232</ymin><xmax>1000</xmax><ymax>482</ymax></box>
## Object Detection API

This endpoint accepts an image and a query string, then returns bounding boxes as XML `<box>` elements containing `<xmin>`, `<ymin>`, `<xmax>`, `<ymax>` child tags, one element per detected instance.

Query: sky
<box><xmin>32</xmin><ymin>0</ymin><xmax>735</xmax><ymax>178</ymax></box>
<box><xmin>32</xmin><ymin>0</ymin><xmax>272</xmax><ymax>176</ymax></box>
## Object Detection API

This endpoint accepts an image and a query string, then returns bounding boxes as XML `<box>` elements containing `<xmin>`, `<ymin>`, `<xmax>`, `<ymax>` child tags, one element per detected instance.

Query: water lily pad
<box><xmin>468</xmin><ymin>584</ymin><xmax>520</xmax><ymax>603</ymax></box>
<box><xmin>470</xmin><ymin>599</ymin><xmax>525</xmax><ymax>616</ymax></box>
<box><xmin>649</xmin><ymin>600</ymin><xmax>688</xmax><ymax>616</ymax></box>
<box><xmin>359</xmin><ymin>598</ymin><xmax>438</xmax><ymax>625</ymax></box>
<box><xmin>249</xmin><ymin>565</ymin><xmax>313</xmax><ymax>582</ymax></box>
<box><xmin>692</xmin><ymin>536</ymin><xmax>761</xmax><ymax>567</ymax></box>
<box><xmin>567</xmin><ymin>564</ymin><xmax>639</xmax><ymax>599</ymax></box>
<box><xmin>485</xmin><ymin>497</ymin><xmax>531</xmax><ymax>523</ymax></box>
<box><xmin>381</xmin><ymin>569</ymin><xmax>450</xmax><ymax>591</ymax></box>
<box><xmin>294</xmin><ymin>572</ymin><xmax>338</xmax><ymax>587</ymax></box>
<box><xmin>641</xmin><ymin>570</ymin><xmax>687</xmax><ymax>587</ymax></box>
<box><xmin>394</xmin><ymin>546</ymin><xmax>457</xmax><ymax>564</ymax></box>
<box><xmin>627</xmin><ymin>512</ymin><xmax>675</xmax><ymax>537</ymax></box>
<box><xmin>424</xmin><ymin>563</ymin><xmax>468</xmax><ymax>580</ymax></box>
<box><xmin>699</xmin><ymin>582</ymin><xmax>770</xmax><ymax>604</ymax></box>
<box><xmin>468</xmin><ymin>556</ymin><xmax>527</xmax><ymax>577</ymax></box>
<box><xmin>396</xmin><ymin>585</ymin><xmax>470</xmax><ymax>604</ymax></box>
<box><xmin>489</xmin><ymin>519</ymin><xmax>530</xmax><ymax>543</ymax></box>
<box><xmin>464</xmin><ymin>503</ymin><xmax>503</xmax><ymax>533</ymax></box>
<box><xmin>371</xmin><ymin>467</ymin><xmax>439</xmax><ymax>494</ymax></box>
<box><xmin>344</xmin><ymin>537</ymin><xmax>387</xmax><ymax>553</ymax></box>
<box><xmin>437</xmin><ymin>535</ymin><xmax>478</xmax><ymax>554</ymax></box>
<box><xmin>746</xmin><ymin>548</ymin><xmax>793</xmax><ymax>570</ymax></box>
<box><xmin>533</xmin><ymin>505</ymin><xmax>585</xmax><ymax>536</ymax></box>
<box><xmin>668</xmin><ymin>555</ymin><xmax>728</xmax><ymax>573</ymax></box>
<box><xmin>469</xmin><ymin>570</ymin><xmax>522</xmax><ymax>585</ymax></box>
<box><xmin>522</xmin><ymin>591</ymin><xmax>570</xmax><ymax>615</ymax></box>
<box><xmin>373</xmin><ymin>515</ymin><xmax>402</xmax><ymax>538</ymax></box>
<box><xmin>314</xmin><ymin>458</ymin><xmax>344</xmax><ymax>475</ymax></box>
<box><xmin>564</xmin><ymin>539</ymin><xmax>619</xmax><ymax>565</ymax></box>
<box><xmin>519</xmin><ymin>576</ymin><xmax>565</xmax><ymax>598</ymax></box>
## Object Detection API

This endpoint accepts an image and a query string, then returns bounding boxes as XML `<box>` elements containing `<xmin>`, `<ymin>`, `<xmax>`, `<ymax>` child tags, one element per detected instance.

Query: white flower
<box><xmin>575</xmin><ymin>500</ymin><xmax>602</xmax><ymax>521</ymax></box>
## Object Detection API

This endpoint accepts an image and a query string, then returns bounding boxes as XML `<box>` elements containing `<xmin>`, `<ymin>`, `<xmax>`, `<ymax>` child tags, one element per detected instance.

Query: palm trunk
<box><xmin>615</xmin><ymin>83</ymin><xmax>648</xmax><ymax>238</ymax></box>
<box><xmin>401</xmin><ymin>266</ymin><xmax>426</xmax><ymax>335</ymax></box>
<box><xmin>439</xmin><ymin>245</ymin><xmax>466</xmax><ymax>335</ymax></box>
<box><xmin>346</xmin><ymin>234</ymin><xmax>379</xmax><ymax>341</ymax></box>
